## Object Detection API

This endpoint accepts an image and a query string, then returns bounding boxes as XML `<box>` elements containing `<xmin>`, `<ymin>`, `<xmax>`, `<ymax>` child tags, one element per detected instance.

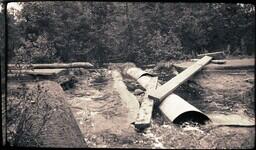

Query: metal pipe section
<box><xmin>127</xmin><ymin>67</ymin><xmax>210</xmax><ymax>124</ymax></box>
<box><xmin>126</xmin><ymin>67</ymin><xmax>155</xmax><ymax>80</ymax></box>
<box><xmin>159</xmin><ymin>94</ymin><xmax>210</xmax><ymax>124</ymax></box>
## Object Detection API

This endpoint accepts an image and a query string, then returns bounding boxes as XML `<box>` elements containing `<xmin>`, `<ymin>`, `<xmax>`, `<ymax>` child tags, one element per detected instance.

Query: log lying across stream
<box><xmin>197</xmin><ymin>51</ymin><xmax>226</xmax><ymax>59</ymax></box>
<box><xmin>8</xmin><ymin>69</ymin><xmax>67</xmax><ymax>76</ymax></box>
<box><xmin>174</xmin><ymin>58</ymin><xmax>255</xmax><ymax>72</ymax></box>
<box><xmin>8</xmin><ymin>62</ymin><xmax>94</xmax><ymax>70</ymax></box>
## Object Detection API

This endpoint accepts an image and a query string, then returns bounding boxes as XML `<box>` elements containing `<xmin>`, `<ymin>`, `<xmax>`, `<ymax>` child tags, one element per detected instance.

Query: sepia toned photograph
<box><xmin>1</xmin><ymin>1</ymin><xmax>255</xmax><ymax>148</ymax></box>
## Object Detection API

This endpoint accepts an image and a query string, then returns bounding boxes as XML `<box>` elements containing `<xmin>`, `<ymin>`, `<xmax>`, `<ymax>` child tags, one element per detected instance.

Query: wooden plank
<box><xmin>149</xmin><ymin>56</ymin><xmax>212</xmax><ymax>101</ymax></box>
<box><xmin>197</xmin><ymin>51</ymin><xmax>225</xmax><ymax>59</ymax></box>
<box><xmin>134</xmin><ymin>77</ymin><xmax>158</xmax><ymax>129</ymax></box>
<box><xmin>191</xmin><ymin>59</ymin><xmax>226</xmax><ymax>64</ymax></box>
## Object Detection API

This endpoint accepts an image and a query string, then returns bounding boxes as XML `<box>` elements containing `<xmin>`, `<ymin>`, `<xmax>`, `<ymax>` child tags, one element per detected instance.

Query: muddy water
<box><xmin>67</xmin><ymin>69</ymin><xmax>141</xmax><ymax>147</ymax></box>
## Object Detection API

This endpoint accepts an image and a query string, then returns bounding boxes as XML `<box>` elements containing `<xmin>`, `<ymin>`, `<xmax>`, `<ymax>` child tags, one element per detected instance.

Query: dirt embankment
<box><xmin>7</xmin><ymin>80</ymin><xmax>86</xmax><ymax>147</ymax></box>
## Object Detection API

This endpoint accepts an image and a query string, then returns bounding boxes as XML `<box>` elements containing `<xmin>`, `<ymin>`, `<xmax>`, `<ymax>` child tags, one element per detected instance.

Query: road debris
<box><xmin>126</xmin><ymin>65</ymin><xmax>210</xmax><ymax>129</ymax></box>
<box><xmin>159</xmin><ymin>94</ymin><xmax>210</xmax><ymax>124</ymax></box>
<box><xmin>134</xmin><ymin>77</ymin><xmax>158</xmax><ymax>130</ymax></box>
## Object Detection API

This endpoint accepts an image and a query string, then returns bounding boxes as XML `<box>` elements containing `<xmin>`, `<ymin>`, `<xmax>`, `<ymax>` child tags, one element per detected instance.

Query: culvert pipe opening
<box><xmin>173</xmin><ymin>111</ymin><xmax>210</xmax><ymax>125</ymax></box>
<box><xmin>159</xmin><ymin>94</ymin><xmax>211</xmax><ymax>125</ymax></box>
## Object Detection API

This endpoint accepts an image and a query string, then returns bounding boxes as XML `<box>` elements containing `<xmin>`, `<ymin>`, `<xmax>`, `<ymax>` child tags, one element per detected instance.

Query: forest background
<box><xmin>0</xmin><ymin>2</ymin><xmax>255</xmax><ymax>69</ymax></box>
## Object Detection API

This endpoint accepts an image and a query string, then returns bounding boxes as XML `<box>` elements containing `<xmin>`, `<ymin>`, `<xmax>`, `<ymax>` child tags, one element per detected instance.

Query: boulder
<box><xmin>134</xmin><ymin>89</ymin><xmax>144</xmax><ymax>95</ymax></box>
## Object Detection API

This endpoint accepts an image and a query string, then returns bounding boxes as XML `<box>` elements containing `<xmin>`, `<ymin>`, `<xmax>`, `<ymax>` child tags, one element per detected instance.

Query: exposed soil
<box><xmin>6</xmin><ymin>80</ymin><xmax>86</xmax><ymax>147</ymax></box>
<box><xmin>65</xmin><ymin>69</ymin><xmax>140</xmax><ymax>148</ymax></box>
<box><xmin>193</xmin><ymin>70</ymin><xmax>254</xmax><ymax>116</ymax></box>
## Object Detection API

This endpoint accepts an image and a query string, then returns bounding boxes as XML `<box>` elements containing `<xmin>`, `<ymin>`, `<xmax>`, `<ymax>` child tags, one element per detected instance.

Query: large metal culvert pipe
<box><xmin>159</xmin><ymin>94</ymin><xmax>210</xmax><ymax>124</ymax></box>
<box><xmin>126</xmin><ymin>67</ymin><xmax>210</xmax><ymax>124</ymax></box>
<box><xmin>126</xmin><ymin>67</ymin><xmax>155</xmax><ymax>80</ymax></box>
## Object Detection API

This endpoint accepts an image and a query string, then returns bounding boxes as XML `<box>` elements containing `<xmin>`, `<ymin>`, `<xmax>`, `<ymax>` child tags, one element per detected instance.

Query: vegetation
<box><xmin>1</xmin><ymin>2</ymin><xmax>255</xmax><ymax>148</ymax></box>
<box><xmin>1</xmin><ymin>2</ymin><xmax>255</xmax><ymax>67</ymax></box>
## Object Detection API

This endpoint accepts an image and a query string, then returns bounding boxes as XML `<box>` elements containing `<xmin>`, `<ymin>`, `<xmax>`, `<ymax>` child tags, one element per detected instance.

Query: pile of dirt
<box><xmin>7</xmin><ymin>80</ymin><xmax>86</xmax><ymax>147</ymax></box>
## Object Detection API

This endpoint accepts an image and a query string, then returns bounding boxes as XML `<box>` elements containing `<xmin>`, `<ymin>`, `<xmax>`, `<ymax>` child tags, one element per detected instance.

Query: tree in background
<box><xmin>7</xmin><ymin>2</ymin><xmax>255</xmax><ymax>65</ymax></box>
<box><xmin>1</xmin><ymin>3</ymin><xmax>5</xmax><ymax>91</ymax></box>
<box><xmin>0</xmin><ymin>4</ymin><xmax>4</xmax><ymax>66</ymax></box>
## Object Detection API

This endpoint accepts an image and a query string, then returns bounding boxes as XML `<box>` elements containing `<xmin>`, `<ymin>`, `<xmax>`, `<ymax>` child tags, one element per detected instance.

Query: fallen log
<box><xmin>149</xmin><ymin>56</ymin><xmax>212</xmax><ymax>102</ymax></box>
<box><xmin>227</xmin><ymin>72</ymin><xmax>247</xmax><ymax>75</ymax></box>
<box><xmin>197</xmin><ymin>51</ymin><xmax>225</xmax><ymax>59</ymax></box>
<box><xmin>8</xmin><ymin>62</ymin><xmax>93</xmax><ymax>70</ymax></box>
<box><xmin>141</xmin><ymin>64</ymin><xmax>156</xmax><ymax>68</ymax></box>
<box><xmin>8</xmin><ymin>69</ymin><xmax>67</xmax><ymax>76</ymax></box>
<box><xmin>174</xmin><ymin>58</ymin><xmax>255</xmax><ymax>72</ymax></box>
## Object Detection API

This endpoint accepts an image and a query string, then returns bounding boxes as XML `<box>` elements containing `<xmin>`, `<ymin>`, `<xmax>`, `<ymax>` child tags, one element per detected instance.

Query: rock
<box><xmin>80</xmin><ymin>68</ymin><xmax>89</xmax><ymax>75</ymax></box>
<box><xmin>60</xmin><ymin>76</ymin><xmax>79</xmax><ymax>91</ymax></box>
<box><xmin>126</xmin><ymin>82</ymin><xmax>137</xmax><ymax>91</ymax></box>
<box><xmin>245</xmin><ymin>78</ymin><xmax>254</xmax><ymax>84</ymax></box>
<box><xmin>134</xmin><ymin>89</ymin><xmax>144</xmax><ymax>95</ymax></box>
<box><xmin>135</xmin><ymin>84</ymin><xmax>146</xmax><ymax>91</ymax></box>
<box><xmin>85</xmin><ymin>92</ymin><xmax>91</xmax><ymax>96</ymax></box>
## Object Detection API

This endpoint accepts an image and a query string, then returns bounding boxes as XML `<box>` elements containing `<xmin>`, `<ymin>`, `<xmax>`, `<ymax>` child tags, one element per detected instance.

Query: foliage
<box><xmin>7</xmin><ymin>82</ymin><xmax>53</xmax><ymax>146</ymax></box>
<box><xmin>6</xmin><ymin>2</ymin><xmax>256</xmax><ymax>65</ymax></box>
<box><xmin>1</xmin><ymin>4</ymin><xmax>5</xmax><ymax>91</ymax></box>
